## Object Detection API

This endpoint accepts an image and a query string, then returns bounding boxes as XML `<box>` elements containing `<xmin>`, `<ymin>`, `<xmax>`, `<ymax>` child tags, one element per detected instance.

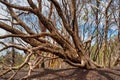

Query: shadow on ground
<box><xmin>0</xmin><ymin>67</ymin><xmax>120</xmax><ymax>80</ymax></box>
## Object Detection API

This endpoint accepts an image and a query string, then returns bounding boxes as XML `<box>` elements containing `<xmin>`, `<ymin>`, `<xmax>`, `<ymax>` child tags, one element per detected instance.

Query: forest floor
<box><xmin>0</xmin><ymin>67</ymin><xmax>120</xmax><ymax>80</ymax></box>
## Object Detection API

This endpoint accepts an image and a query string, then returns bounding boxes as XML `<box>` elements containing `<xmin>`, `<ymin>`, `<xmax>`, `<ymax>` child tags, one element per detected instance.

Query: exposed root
<box><xmin>65</xmin><ymin>59</ymin><xmax>85</xmax><ymax>68</ymax></box>
<box><xmin>64</xmin><ymin>57</ymin><xmax>102</xmax><ymax>69</ymax></box>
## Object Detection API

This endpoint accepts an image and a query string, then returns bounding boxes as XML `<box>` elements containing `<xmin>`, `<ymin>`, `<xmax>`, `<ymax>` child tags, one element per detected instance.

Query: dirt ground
<box><xmin>0</xmin><ymin>67</ymin><xmax>120</xmax><ymax>80</ymax></box>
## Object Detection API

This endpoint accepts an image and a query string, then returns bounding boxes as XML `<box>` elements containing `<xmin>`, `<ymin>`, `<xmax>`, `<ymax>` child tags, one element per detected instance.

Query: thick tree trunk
<box><xmin>62</xmin><ymin>47</ymin><xmax>101</xmax><ymax>69</ymax></box>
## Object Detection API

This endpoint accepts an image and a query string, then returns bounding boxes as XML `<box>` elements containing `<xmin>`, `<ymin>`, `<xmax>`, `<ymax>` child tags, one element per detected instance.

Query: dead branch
<box><xmin>0</xmin><ymin>42</ymin><xmax>28</xmax><ymax>52</ymax></box>
<box><xmin>0</xmin><ymin>32</ymin><xmax>52</xmax><ymax>39</ymax></box>
<box><xmin>0</xmin><ymin>0</ymin><xmax>32</xmax><ymax>11</ymax></box>
<box><xmin>0</xmin><ymin>50</ymin><xmax>33</xmax><ymax>79</ymax></box>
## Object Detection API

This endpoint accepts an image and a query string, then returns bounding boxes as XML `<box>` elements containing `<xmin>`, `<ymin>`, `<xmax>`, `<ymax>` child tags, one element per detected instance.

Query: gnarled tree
<box><xmin>0</xmin><ymin>0</ymin><xmax>102</xmax><ymax>70</ymax></box>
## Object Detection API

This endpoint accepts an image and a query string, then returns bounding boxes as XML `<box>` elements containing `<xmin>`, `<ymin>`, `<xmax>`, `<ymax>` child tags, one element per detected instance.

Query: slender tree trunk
<box><xmin>108</xmin><ymin>46</ymin><xmax>111</xmax><ymax>68</ymax></box>
<box><xmin>114</xmin><ymin>1</ymin><xmax>120</xmax><ymax>66</ymax></box>
<box><xmin>103</xmin><ymin>13</ymin><xmax>108</xmax><ymax>67</ymax></box>
<box><xmin>103</xmin><ymin>0</ymin><xmax>112</xmax><ymax>67</ymax></box>
<box><xmin>93</xmin><ymin>0</ymin><xmax>99</xmax><ymax>62</ymax></box>
<box><xmin>118</xmin><ymin>0</ymin><xmax>120</xmax><ymax>65</ymax></box>
<box><xmin>11</xmin><ymin>18</ymin><xmax>15</xmax><ymax>67</ymax></box>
